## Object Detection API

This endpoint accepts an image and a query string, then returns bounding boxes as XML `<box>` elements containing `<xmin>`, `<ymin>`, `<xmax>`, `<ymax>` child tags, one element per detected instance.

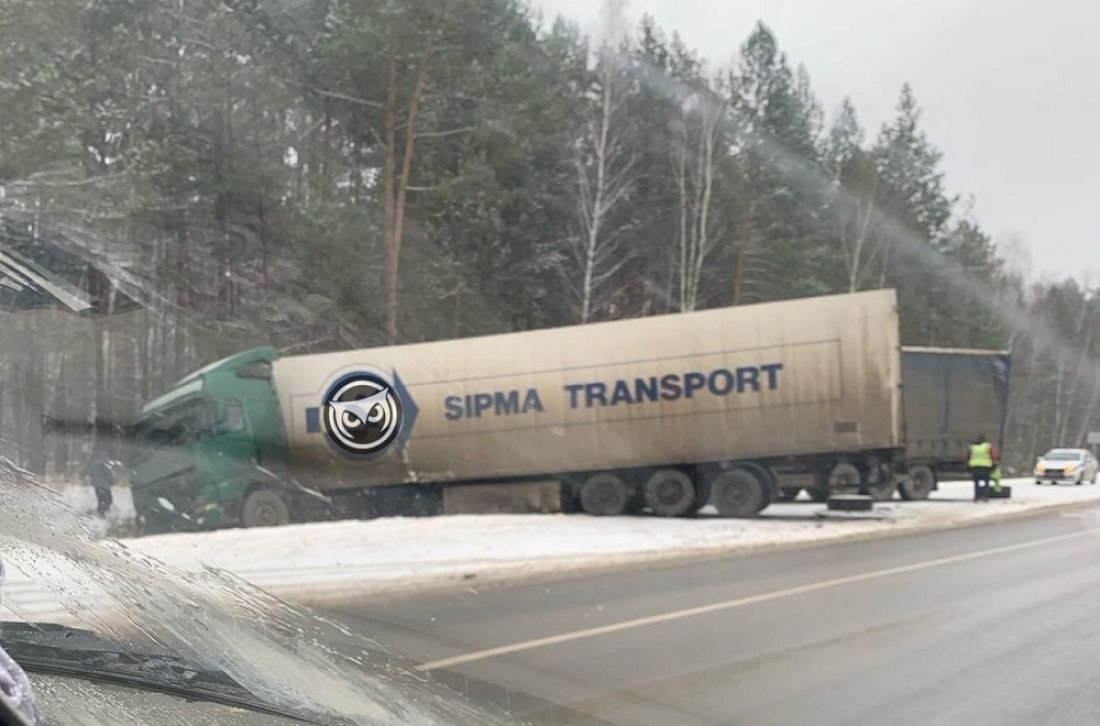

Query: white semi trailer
<box><xmin>127</xmin><ymin>289</ymin><xmax>1011</xmax><ymax>529</ymax></box>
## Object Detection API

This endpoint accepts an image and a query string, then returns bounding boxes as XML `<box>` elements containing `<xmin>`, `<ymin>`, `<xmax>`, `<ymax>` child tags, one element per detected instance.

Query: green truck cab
<box><xmin>128</xmin><ymin>347</ymin><xmax>292</xmax><ymax>533</ymax></box>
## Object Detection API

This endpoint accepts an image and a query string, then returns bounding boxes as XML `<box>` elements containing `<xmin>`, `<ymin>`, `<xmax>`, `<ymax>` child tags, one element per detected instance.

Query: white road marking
<box><xmin>415</xmin><ymin>527</ymin><xmax>1099</xmax><ymax>672</ymax></box>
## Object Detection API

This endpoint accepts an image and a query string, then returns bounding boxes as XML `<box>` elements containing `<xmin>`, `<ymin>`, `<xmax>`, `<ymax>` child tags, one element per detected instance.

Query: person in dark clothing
<box><xmin>83</xmin><ymin>450</ymin><xmax>114</xmax><ymax>517</ymax></box>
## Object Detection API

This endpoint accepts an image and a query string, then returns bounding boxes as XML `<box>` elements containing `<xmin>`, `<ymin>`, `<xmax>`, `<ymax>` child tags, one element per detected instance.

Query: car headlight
<box><xmin>1066</xmin><ymin>462</ymin><xmax>1079</xmax><ymax>472</ymax></box>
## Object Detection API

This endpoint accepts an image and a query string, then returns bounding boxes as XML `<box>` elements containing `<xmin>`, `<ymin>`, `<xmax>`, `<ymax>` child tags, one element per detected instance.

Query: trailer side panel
<box><xmin>274</xmin><ymin>290</ymin><xmax>903</xmax><ymax>489</ymax></box>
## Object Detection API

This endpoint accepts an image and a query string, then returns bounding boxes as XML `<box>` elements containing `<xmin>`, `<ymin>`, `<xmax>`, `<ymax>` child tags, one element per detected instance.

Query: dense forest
<box><xmin>0</xmin><ymin>0</ymin><xmax>1096</xmax><ymax>474</ymax></box>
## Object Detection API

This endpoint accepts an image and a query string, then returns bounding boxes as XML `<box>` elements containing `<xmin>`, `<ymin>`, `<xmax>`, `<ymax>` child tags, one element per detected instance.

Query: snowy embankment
<box><xmin>5</xmin><ymin>478</ymin><xmax>1100</xmax><ymax>622</ymax></box>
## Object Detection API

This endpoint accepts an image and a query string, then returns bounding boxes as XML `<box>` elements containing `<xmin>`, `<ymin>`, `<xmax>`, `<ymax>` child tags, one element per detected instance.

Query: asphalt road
<box><xmin>327</xmin><ymin>506</ymin><xmax>1100</xmax><ymax>726</ymax></box>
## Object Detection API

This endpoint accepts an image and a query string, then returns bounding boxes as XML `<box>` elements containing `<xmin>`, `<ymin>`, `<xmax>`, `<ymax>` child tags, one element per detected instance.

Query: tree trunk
<box><xmin>451</xmin><ymin>290</ymin><xmax>462</xmax><ymax>338</ymax></box>
<box><xmin>674</xmin><ymin>124</ymin><xmax>688</xmax><ymax>312</ymax></box>
<box><xmin>381</xmin><ymin>39</ymin><xmax>400</xmax><ymax>343</ymax></box>
<box><xmin>386</xmin><ymin>23</ymin><xmax>440</xmax><ymax>343</ymax></box>
<box><xmin>733</xmin><ymin>205</ymin><xmax>752</xmax><ymax>305</ymax></box>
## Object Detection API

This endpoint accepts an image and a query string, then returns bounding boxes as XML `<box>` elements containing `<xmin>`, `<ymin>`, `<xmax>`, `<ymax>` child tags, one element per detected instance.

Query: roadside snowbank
<box><xmin>6</xmin><ymin>478</ymin><xmax>1100</xmax><ymax>621</ymax></box>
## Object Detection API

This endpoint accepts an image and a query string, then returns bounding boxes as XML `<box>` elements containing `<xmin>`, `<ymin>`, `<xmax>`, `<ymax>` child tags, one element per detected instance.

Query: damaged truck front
<box><xmin>127</xmin><ymin>347</ymin><xmax>315</xmax><ymax>532</ymax></box>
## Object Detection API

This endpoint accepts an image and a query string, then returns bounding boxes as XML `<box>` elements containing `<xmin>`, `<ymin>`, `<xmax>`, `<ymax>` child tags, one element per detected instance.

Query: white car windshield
<box><xmin>1044</xmin><ymin>451</ymin><xmax>1084</xmax><ymax>461</ymax></box>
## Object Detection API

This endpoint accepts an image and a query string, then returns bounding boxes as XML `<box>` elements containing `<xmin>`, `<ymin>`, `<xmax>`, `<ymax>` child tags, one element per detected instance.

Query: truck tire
<box><xmin>711</xmin><ymin>468</ymin><xmax>767</xmax><ymax>518</ymax></box>
<box><xmin>643</xmin><ymin>469</ymin><xmax>696</xmax><ymax>517</ymax></box>
<box><xmin>241</xmin><ymin>488</ymin><xmax>290</xmax><ymax>528</ymax></box>
<box><xmin>579</xmin><ymin>473</ymin><xmax>629</xmax><ymax>516</ymax></box>
<box><xmin>899</xmin><ymin>465</ymin><xmax>936</xmax><ymax>501</ymax></box>
<box><xmin>829</xmin><ymin>462</ymin><xmax>862</xmax><ymax>491</ymax></box>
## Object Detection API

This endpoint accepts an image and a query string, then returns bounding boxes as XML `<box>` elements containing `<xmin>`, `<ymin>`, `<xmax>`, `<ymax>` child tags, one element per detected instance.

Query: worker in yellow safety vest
<box><xmin>968</xmin><ymin>434</ymin><xmax>999</xmax><ymax>502</ymax></box>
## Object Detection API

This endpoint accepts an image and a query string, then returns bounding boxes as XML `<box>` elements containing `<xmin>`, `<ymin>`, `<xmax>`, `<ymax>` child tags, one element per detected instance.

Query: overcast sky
<box><xmin>536</xmin><ymin>0</ymin><xmax>1098</xmax><ymax>281</ymax></box>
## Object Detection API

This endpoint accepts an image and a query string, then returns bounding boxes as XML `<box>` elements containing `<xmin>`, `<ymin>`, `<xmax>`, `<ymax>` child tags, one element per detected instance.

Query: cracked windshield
<box><xmin>2</xmin><ymin>0</ymin><xmax>1099</xmax><ymax>723</ymax></box>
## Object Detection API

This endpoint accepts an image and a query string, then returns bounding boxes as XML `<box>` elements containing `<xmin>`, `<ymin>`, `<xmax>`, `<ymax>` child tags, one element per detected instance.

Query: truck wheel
<box><xmin>579</xmin><ymin>473</ymin><xmax>629</xmax><ymax>516</ymax></box>
<box><xmin>829</xmin><ymin>463</ymin><xmax>862</xmax><ymax>491</ymax></box>
<box><xmin>711</xmin><ymin>468</ymin><xmax>766</xmax><ymax>517</ymax></box>
<box><xmin>643</xmin><ymin>469</ymin><xmax>696</xmax><ymax>517</ymax></box>
<box><xmin>899</xmin><ymin>465</ymin><xmax>936</xmax><ymax>501</ymax></box>
<box><xmin>241</xmin><ymin>488</ymin><xmax>290</xmax><ymax>528</ymax></box>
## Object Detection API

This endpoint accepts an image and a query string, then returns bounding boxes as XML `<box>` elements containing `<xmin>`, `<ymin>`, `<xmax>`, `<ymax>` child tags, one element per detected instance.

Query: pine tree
<box><xmin>729</xmin><ymin>22</ymin><xmax>830</xmax><ymax>304</ymax></box>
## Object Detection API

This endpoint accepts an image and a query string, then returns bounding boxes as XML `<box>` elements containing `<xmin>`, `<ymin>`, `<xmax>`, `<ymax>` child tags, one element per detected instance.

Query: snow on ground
<box><xmin>5</xmin><ymin>477</ymin><xmax>1100</xmax><ymax>623</ymax></box>
<box><xmin>58</xmin><ymin>482</ymin><xmax>136</xmax><ymax>536</ymax></box>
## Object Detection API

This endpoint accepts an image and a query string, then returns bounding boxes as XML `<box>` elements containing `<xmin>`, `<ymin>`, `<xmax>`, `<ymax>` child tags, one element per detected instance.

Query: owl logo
<box><xmin>321</xmin><ymin>370</ymin><xmax>404</xmax><ymax>456</ymax></box>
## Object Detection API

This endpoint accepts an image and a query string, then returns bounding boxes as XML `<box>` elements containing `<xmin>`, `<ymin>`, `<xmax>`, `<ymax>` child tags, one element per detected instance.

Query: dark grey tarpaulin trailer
<box><xmin>900</xmin><ymin>346</ymin><xmax>1012</xmax><ymax>474</ymax></box>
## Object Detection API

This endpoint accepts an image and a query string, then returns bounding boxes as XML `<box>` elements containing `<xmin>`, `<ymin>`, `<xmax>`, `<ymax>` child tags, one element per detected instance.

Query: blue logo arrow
<box><xmin>392</xmin><ymin>368</ymin><xmax>418</xmax><ymax>448</ymax></box>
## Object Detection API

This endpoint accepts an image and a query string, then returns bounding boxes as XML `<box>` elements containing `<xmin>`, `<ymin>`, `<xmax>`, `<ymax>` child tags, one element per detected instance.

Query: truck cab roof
<box><xmin>174</xmin><ymin>346</ymin><xmax>277</xmax><ymax>387</ymax></box>
<box><xmin>139</xmin><ymin>346</ymin><xmax>277</xmax><ymax>418</ymax></box>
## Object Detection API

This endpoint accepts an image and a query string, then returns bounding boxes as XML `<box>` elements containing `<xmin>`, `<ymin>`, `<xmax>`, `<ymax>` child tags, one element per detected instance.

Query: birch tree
<box><xmin>571</xmin><ymin>0</ymin><xmax>635</xmax><ymax>323</ymax></box>
<box><xmin>671</xmin><ymin>90</ymin><xmax>725</xmax><ymax>312</ymax></box>
<box><xmin>825</xmin><ymin>99</ymin><xmax>881</xmax><ymax>292</ymax></box>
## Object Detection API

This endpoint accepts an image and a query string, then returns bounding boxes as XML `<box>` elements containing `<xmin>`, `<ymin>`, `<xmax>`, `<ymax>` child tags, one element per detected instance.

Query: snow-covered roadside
<box><xmin>5</xmin><ymin>477</ymin><xmax>1100</xmax><ymax>622</ymax></box>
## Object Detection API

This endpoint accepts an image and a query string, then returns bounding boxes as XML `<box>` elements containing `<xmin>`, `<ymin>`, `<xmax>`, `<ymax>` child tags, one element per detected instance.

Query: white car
<box><xmin>1034</xmin><ymin>448</ymin><xmax>1099</xmax><ymax>485</ymax></box>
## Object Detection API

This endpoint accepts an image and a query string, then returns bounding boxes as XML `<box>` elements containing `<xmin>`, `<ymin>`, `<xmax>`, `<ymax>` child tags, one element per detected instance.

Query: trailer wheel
<box><xmin>579</xmin><ymin>473</ymin><xmax>629</xmax><ymax>516</ymax></box>
<box><xmin>711</xmin><ymin>468</ymin><xmax>767</xmax><ymax>517</ymax></box>
<box><xmin>899</xmin><ymin>465</ymin><xmax>936</xmax><ymax>501</ymax></box>
<box><xmin>643</xmin><ymin>469</ymin><xmax>696</xmax><ymax>517</ymax></box>
<box><xmin>241</xmin><ymin>488</ymin><xmax>290</xmax><ymax>528</ymax></box>
<box><xmin>829</xmin><ymin>462</ymin><xmax>862</xmax><ymax>491</ymax></box>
